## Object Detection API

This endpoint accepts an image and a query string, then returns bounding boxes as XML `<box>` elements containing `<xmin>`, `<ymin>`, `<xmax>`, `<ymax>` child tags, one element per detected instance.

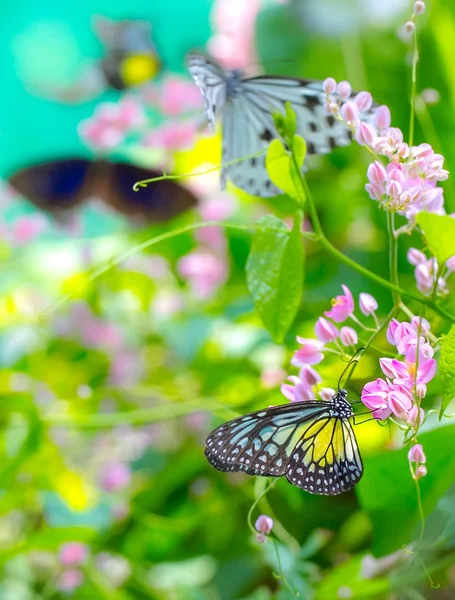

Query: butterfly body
<box><xmin>187</xmin><ymin>54</ymin><xmax>375</xmax><ymax>197</ymax></box>
<box><xmin>205</xmin><ymin>389</ymin><xmax>363</xmax><ymax>496</ymax></box>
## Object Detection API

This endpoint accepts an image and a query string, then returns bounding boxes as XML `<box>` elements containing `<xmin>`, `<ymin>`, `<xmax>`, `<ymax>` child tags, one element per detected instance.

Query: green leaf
<box><xmin>440</xmin><ymin>324</ymin><xmax>455</xmax><ymax>418</ymax></box>
<box><xmin>285</xmin><ymin>101</ymin><xmax>297</xmax><ymax>137</ymax></box>
<box><xmin>357</xmin><ymin>424</ymin><xmax>455</xmax><ymax>556</ymax></box>
<box><xmin>416</xmin><ymin>212</ymin><xmax>455</xmax><ymax>264</ymax></box>
<box><xmin>265</xmin><ymin>136</ymin><xmax>306</xmax><ymax>203</ymax></box>
<box><xmin>246</xmin><ymin>214</ymin><xmax>304</xmax><ymax>343</ymax></box>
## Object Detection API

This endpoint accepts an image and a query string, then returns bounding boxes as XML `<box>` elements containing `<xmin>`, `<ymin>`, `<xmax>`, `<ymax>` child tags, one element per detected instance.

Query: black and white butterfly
<box><xmin>205</xmin><ymin>388</ymin><xmax>363</xmax><ymax>496</ymax></box>
<box><xmin>187</xmin><ymin>53</ymin><xmax>375</xmax><ymax>197</ymax></box>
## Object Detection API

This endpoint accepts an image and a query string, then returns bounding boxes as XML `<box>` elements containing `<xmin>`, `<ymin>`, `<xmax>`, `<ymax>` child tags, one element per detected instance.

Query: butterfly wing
<box><xmin>186</xmin><ymin>54</ymin><xmax>228</xmax><ymax>130</ymax></box>
<box><xmin>205</xmin><ymin>402</ymin><xmax>331</xmax><ymax>477</ymax></box>
<box><xmin>286</xmin><ymin>416</ymin><xmax>363</xmax><ymax>495</ymax></box>
<box><xmin>222</xmin><ymin>76</ymin><xmax>373</xmax><ymax>197</ymax></box>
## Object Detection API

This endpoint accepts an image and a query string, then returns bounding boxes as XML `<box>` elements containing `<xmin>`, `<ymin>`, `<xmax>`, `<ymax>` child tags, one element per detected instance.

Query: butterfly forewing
<box><xmin>186</xmin><ymin>54</ymin><xmax>227</xmax><ymax>130</ymax></box>
<box><xmin>286</xmin><ymin>417</ymin><xmax>363</xmax><ymax>495</ymax></box>
<box><xmin>205</xmin><ymin>393</ymin><xmax>363</xmax><ymax>496</ymax></box>
<box><xmin>205</xmin><ymin>402</ymin><xmax>331</xmax><ymax>477</ymax></box>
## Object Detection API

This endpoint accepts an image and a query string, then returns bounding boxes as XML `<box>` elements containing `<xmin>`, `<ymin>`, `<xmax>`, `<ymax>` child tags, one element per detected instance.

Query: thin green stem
<box><xmin>387</xmin><ymin>211</ymin><xmax>401</xmax><ymax>306</ymax></box>
<box><xmin>409</xmin><ymin>25</ymin><xmax>419</xmax><ymax>147</ymax></box>
<box><xmin>247</xmin><ymin>478</ymin><xmax>277</xmax><ymax>536</ymax></box>
<box><xmin>272</xmin><ymin>540</ymin><xmax>300</xmax><ymax>598</ymax></box>
<box><xmin>258</xmin><ymin>493</ymin><xmax>301</xmax><ymax>554</ymax></box>
<box><xmin>133</xmin><ymin>148</ymin><xmax>267</xmax><ymax>190</ymax></box>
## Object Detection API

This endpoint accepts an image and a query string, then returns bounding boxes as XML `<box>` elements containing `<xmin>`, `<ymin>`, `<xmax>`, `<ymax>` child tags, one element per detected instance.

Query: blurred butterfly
<box><xmin>187</xmin><ymin>53</ymin><xmax>374</xmax><ymax>197</ymax></box>
<box><xmin>205</xmin><ymin>388</ymin><xmax>363</xmax><ymax>495</ymax></box>
<box><xmin>33</xmin><ymin>17</ymin><xmax>161</xmax><ymax>105</ymax></box>
<box><xmin>7</xmin><ymin>158</ymin><xmax>196</xmax><ymax>223</ymax></box>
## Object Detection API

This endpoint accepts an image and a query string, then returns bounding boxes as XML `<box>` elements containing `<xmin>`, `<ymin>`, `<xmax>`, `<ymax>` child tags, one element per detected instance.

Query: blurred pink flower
<box><xmin>178</xmin><ymin>249</ymin><xmax>228</xmax><ymax>299</ymax></box>
<box><xmin>320</xmin><ymin>388</ymin><xmax>335</xmax><ymax>401</ymax></box>
<box><xmin>260</xmin><ymin>368</ymin><xmax>287</xmax><ymax>389</ymax></box>
<box><xmin>324</xmin><ymin>285</ymin><xmax>355</xmax><ymax>323</ymax></box>
<box><xmin>340</xmin><ymin>326</ymin><xmax>358</xmax><ymax>346</ymax></box>
<box><xmin>142</xmin><ymin>121</ymin><xmax>198</xmax><ymax>151</ymax></box>
<box><xmin>208</xmin><ymin>0</ymin><xmax>260</xmax><ymax>70</ymax></box>
<box><xmin>59</xmin><ymin>543</ymin><xmax>89</xmax><ymax>566</ymax></box>
<box><xmin>100</xmin><ymin>462</ymin><xmax>131</xmax><ymax>492</ymax></box>
<box><xmin>58</xmin><ymin>569</ymin><xmax>84</xmax><ymax>592</ymax></box>
<box><xmin>160</xmin><ymin>77</ymin><xmax>203</xmax><ymax>115</ymax></box>
<box><xmin>359</xmin><ymin>293</ymin><xmax>378</xmax><ymax>316</ymax></box>
<box><xmin>11</xmin><ymin>214</ymin><xmax>48</xmax><ymax>246</ymax></box>
<box><xmin>298</xmin><ymin>365</ymin><xmax>322</xmax><ymax>387</ymax></box>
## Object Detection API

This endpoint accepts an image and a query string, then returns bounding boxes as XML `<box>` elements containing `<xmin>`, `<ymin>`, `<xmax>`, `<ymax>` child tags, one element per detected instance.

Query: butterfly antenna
<box><xmin>338</xmin><ymin>347</ymin><xmax>365</xmax><ymax>391</ymax></box>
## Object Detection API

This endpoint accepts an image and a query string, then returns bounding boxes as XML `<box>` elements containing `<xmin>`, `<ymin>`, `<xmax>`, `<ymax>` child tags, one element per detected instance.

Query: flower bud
<box><xmin>255</xmin><ymin>514</ymin><xmax>273</xmax><ymax>535</ymax></box>
<box><xmin>407</xmin><ymin>405</ymin><xmax>424</xmax><ymax>427</ymax></box>
<box><xmin>299</xmin><ymin>365</ymin><xmax>322</xmax><ymax>387</ymax></box>
<box><xmin>359</xmin><ymin>293</ymin><xmax>378</xmax><ymax>316</ymax></box>
<box><xmin>337</xmin><ymin>81</ymin><xmax>352</xmax><ymax>100</ymax></box>
<box><xmin>355</xmin><ymin>122</ymin><xmax>376</xmax><ymax>146</ymax></box>
<box><xmin>414</xmin><ymin>1</ymin><xmax>425</xmax><ymax>15</ymax></box>
<box><xmin>414</xmin><ymin>465</ymin><xmax>427</xmax><ymax>480</ymax></box>
<box><xmin>340</xmin><ymin>327</ymin><xmax>358</xmax><ymax>346</ymax></box>
<box><xmin>354</xmin><ymin>91</ymin><xmax>373</xmax><ymax>112</ymax></box>
<box><xmin>408</xmin><ymin>443</ymin><xmax>426</xmax><ymax>463</ymax></box>
<box><xmin>374</xmin><ymin>105</ymin><xmax>391</xmax><ymax>131</ymax></box>
<box><xmin>405</xmin><ymin>21</ymin><xmax>415</xmax><ymax>34</ymax></box>
<box><xmin>340</xmin><ymin>101</ymin><xmax>360</xmax><ymax>123</ymax></box>
<box><xmin>322</xmin><ymin>77</ymin><xmax>337</xmax><ymax>94</ymax></box>
<box><xmin>367</xmin><ymin>161</ymin><xmax>387</xmax><ymax>184</ymax></box>
<box><xmin>320</xmin><ymin>388</ymin><xmax>336</xmax><ymax>401</ymax></box>
<box><xmin>407</xmin><ymin>248</ymin><xmax>427</xmax><ymax>266</ymax></box>
<box><xmin>315</xmin><ymin>317</ymin><xmax>339</xmax><ymax>343</ymax></box>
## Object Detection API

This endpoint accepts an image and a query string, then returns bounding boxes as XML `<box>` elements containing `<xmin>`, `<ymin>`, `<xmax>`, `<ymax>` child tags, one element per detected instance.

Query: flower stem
<box><xmin>272</xmin><ymin>540</ymin><xmax>300</xmax><ymax>597</ymax></box>
<box><xmin>387</xmin><ymin>211</ymin><xmax>401</xmax><ymax>306</ymax></box>
<box><xmin>409</xmin><ymin>25</ymin><xmax>419</xmax><ymax>147</ymax></box>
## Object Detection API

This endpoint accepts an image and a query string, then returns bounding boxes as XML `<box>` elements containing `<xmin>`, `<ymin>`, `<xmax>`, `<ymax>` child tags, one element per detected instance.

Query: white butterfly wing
<box><xmin>186</xmin><ymin>54</ymin><xmax>227</xmax><ymax>130</ymax></box>
<box><xmin>222</xmin><ymin>77</ymin><xmax>370</xmax><ymax>197</ymax></box>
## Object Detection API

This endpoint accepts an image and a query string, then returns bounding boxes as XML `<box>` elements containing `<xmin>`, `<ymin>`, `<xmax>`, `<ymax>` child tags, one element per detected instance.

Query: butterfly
<box><xmin>205</xmin><ymin>388</ymin><xmax>363</xmax><ymax>495</ymax></box>
<box><xmin>187</xmin><ymin>53</ymin><xmax>375</xmax><ymax>198</ymax></box>
<box><xmin>7</xmin><ymin>158</ymin><xmax>197</xmax><ymax>224</ymax></box>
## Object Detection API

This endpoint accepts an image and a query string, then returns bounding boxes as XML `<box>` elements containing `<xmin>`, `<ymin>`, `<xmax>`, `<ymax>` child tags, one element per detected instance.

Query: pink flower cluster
<box><xmin>408</xmin><ymin>247</ymin><xmax>455</xmax><ymax>296</ymax></box>
<box><xmin>79</xmin><ymin>98</ymin><xmax>146</xmax><ymax>150</ymax></box>
<box><xmin>281</xmin><ymin>285</ymin><xmax>378</xmax><ymax>403</ymax></box>
<box><xmin>408</xmin><ymin>443</ymin><xmax>427</xmax><ymax>480</ymax></box>
<box><xmin>361</xmin><ymin>316</ymin><xmax>436</xmax><ymax>426</ymax></box>
<box><xmin>323</xmin><ymin>76</ymin><xmax>449</xmax><ymax>223</ymax></box>
<box><xmin>365</xmin><ymin>137</ymin><xmax>448</xmax><ymax>221</ymax></box>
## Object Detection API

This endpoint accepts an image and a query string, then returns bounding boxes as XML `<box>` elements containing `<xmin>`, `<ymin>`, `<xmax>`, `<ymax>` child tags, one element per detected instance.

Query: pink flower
<box><xmin>299</xmin><ymin>365</ymin><xmax>322</xmax><ymax>387</ymax></box>
<box><xmin>387</xmin><ymin>386</ymin><xmax>414</xmax><ymax>419</ymax></box>
<box><xmin>178</xmin><ymin>249</ymin><xmax>228</xmax><ymax>299</ymax></box>
<box><xmin>407</xmin><ymin>405</ymin><xmax>425</xmax><ymax>427</ymax></box>
<box><xmin>361</xmin><ymin>379</ymin><xmax>392</xmax><ymax>420</ymax></box>
<box><xmin>59</xmin><ymin>543</ymin><xmax>89</xmax><ymax>566</ymax></box>
<box><xmin>446</xmin><ymin>256</ymin><xmax>455</xmax><ymax>272</ymax></box>
<box><xmin>58</xmin><ymin>569</ymin><xmax>84</xmax><ymax>592</ymax></box>
<box><xmin>359</xmin><ymin>293</ymin><xmax>378</xmax><ymax>316</ymax></box>
<box><xmin>281</xmin><ymin>376</ymin><xmax>314</xmax><ymax>402</ymax></box>
<box><xmin>314</xmin><ymin>317</ymin><xmax>339</xmax><ymax>342</ymax></box>
<box><xmin>255</xmin><ymin>514</ymin><xmax>273</xmax><ymax>534</ymax></box>
<box><xmin>340</xmin><ymin>326</ymin><xmax>358</xmax><ymax>346</ymax></box>
<box><xmin>100</xmin><ymin>462</ymin><xmax>131</xmax><ymax>492</ymax></box>
<box><xmin>292</xmin><ymin>338</ymin><xmax>324</xmax><ymax>366</ymax></box>
<box><xmin>386</xmin><ymin>358</ymin><xmax>436</xmax><ymax>389</ymax></box>
<box><xmin>408</xmin><ymin>443</ymin><xmax>426</xmax><ymax>463</ymax></box>
<box><xmin>324</xmin><ymin>285</ymin><xmax>354</xmax><ymax>323</ymax></box>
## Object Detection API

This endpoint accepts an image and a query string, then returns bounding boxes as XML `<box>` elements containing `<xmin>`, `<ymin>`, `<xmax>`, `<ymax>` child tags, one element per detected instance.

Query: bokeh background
<box><xmin>1</xmin><ymin>0</ymin><xmax>455</xmax><ymax>598</ymax></box>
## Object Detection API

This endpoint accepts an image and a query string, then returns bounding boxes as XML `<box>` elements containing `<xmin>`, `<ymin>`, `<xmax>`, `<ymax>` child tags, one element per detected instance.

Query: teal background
<box><xmin>0</xmin><ymin>1</ymin><xmax>213</xmax><ymax>177</ymax></box>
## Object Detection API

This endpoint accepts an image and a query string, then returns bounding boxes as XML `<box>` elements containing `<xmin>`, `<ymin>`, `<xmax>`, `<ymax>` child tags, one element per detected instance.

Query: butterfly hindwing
<box><xmin>286</xmin><ymin>417</ymin><xmax>363</xmax><ymax>495</ymax></box>
<box><xmin>205</xmin><ymin>402</ymin><xmax>331</xmax><ymax>477</ymax></box>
